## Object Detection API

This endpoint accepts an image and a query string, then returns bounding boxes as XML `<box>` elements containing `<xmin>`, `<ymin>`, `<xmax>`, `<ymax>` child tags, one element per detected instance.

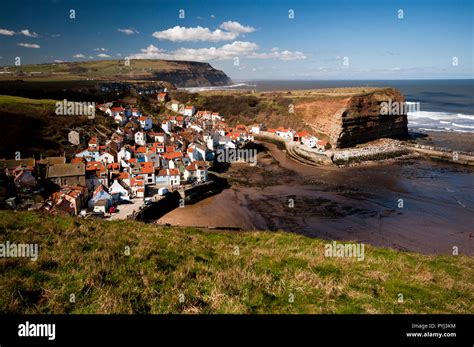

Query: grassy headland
<box><xmin>0</xmin><ymin>211</ymin><xmax>472</xmax><ymax>314</ymax></box>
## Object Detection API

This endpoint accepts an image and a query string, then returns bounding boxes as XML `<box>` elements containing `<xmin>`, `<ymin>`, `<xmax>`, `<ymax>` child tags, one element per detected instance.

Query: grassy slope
<box><xmin>3</xmin><ymin>60</ymin><xmax>216</xmax><ymax>82</ymax></box>
<box><xmin>0</xmin><ymin>95</ymin><xmax>56</xmax><ymax>113</ymax></box>
<box><xmin>0</xmin><ymin>95</ymin><xmax>115</xmax><ymax>159</ymax></box>
<box><xmin>0</xmin><ymin>211</ymin><xmax>472</xmax><ymax>314</ymax></box>
<box><xmin>8</xmin><ymin>60</ymin><xmax>178</xmax><ymax>75</ymax></box>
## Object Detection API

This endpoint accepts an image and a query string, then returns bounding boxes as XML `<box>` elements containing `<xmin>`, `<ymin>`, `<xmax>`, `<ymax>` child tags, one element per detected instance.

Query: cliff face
<box><xmin>296</xmin><ymin>88</ymin><xmax>409</xmax><ymax>148</ymax></box>
<box><xmin>152</xmin><ymin>61</ymin><xmax>232</xmax><ymax>87</ymax></box>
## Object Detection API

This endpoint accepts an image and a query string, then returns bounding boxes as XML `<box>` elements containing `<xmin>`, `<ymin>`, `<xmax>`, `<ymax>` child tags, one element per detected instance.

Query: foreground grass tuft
<box><xmin>0</xmin><ymin>211</ymin><xmax>472</xmax><ymax>314</ymax></box>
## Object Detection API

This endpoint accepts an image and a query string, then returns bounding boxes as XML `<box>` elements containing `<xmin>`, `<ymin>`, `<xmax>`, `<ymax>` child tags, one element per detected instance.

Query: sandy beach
<box><xmin>157</xmin><ymin>138</ymin><xmax>474</xmax><ymax>255</ymax></box>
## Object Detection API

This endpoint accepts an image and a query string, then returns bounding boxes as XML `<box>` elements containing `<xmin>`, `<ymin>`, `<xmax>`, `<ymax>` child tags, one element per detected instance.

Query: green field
<box><xmin>1</xmin><ymin>59</ymin><xmax>215</xmax><ymax>82</ymax></box>
<box><xmin>0</xmin><ymin>211</ymin><xmax>472</xmax><ymax>314</ymax></box>
<box><xmin>0</xmin><ymin>95</ymin><xmax>57</xmax><ymax>115</ymax></box>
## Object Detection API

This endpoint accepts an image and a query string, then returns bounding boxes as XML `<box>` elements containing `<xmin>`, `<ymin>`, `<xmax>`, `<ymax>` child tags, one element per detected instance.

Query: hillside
<box><xmin>0</xmin><ymin>95</ymin><xmax>116</xmax><ymax>159</ymax></box>
<box><xmin>0</xmin><ymin>211</ymin><xmax>472</xmax><ymax>314</ymax></box>
<box><xmin>1</xmin><ymin>59</ymin><xmax>232</xmax><ymax>87</ymax></box>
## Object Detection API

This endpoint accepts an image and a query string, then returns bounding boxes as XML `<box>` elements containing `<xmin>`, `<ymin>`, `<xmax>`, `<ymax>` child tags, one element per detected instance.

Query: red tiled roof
<box><xmin>86</xmin><ymin>161</ymin><xmax>105</xmax><ymax>171</ymax></box>
<box><xmin>168</xmin><ymin>168</ymin><xmax>180</xmax><ymax>176</ymax></box>
<box><xmin>118</xmin><ymin>172</ymin><xmax>130</xmax><ymax>179</ymax></box>
<box><xmin>107</xmin><ymin>163</ymin><xmax>120</xmax><ymax>170</ymax></box>
<box><xmin>296</xmin><ymin>131</ymin><xmax>310</xmax><ymax>137</ymax></box>
<box><xmin>162</xmin><ymin>152</ymin><xmax>183</xmax><ymax>160</ymax></box>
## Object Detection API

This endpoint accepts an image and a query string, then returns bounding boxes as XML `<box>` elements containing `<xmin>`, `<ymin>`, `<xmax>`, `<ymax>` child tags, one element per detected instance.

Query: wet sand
<box><xmin>158</xmin><ymin>141</ymin><xmax>474</xmax><ymax>255</ymax></box>
<box><xmin>414</xmin><ymin>131</ymin><xmax>474</xmax><ymax>153</ymax></box>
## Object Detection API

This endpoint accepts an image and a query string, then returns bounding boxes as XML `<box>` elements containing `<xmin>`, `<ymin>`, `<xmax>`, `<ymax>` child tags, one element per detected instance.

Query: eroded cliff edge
<box><xmin>295</xmin><ymin>88</ymin><xmax>409</xmax><ymax>148</ymax></box>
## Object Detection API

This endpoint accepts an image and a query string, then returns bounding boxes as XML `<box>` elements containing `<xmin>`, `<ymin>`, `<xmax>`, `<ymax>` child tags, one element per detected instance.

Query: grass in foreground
<box><xmin>0</xmin><ymin>211</ymin><xmax>472</xmax><ymax>314</ymax></box>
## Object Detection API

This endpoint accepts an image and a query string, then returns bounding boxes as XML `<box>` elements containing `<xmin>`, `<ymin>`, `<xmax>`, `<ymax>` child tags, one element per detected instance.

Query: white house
<box><xmin>131</xmin><ymin>108</ymin><xmax>141</xmax><ymax>117</ymax></box>
<box><xmin>109</xmin><ymin>180</ymin><xmax>130</xmax><ymax>202</ymax></box>
<box><xmin>75</xmin><ymin>148</ymin><xmax>100</xmax><ymax>162</ymax></box>
<box><xmin>161</xmin><ymin>120</ymin><xmax>171</xmax><ymax>134</ymax></box>
<box><xmin>156</xmin><ymin>168</ymin><xmax>180</xmax><ymax>187</ymax></box>
<box><xmin>211</xmin><ymin>112</ymin><xmax>221</xmax><ymax>122</ymax></box>
<box><xmin>99</xmin><ymin>152</ymin><xmax>115</xmax><ymax>165</ymax></box>
<box><xmin>184</xmin><ymin>161</ymin><xmax>208</xmax><ymax>182</ymax></box>
<box><xmin>138</xmin><ymin>116</ymin><xmax>153</xmax><ymax>131</ymax></box>
<box><xmin>135</xmin><ymin>131</ymin><xmax>146</xmax><ymax>146</ymax></box>
<box><xmin>149</xmin><ymin>132</ymin><xmax>166</xmax><ymax>143</ymax></box>
<box><xmin>250</xmin><ymin>124</ymin><xmax>261</xmax><ymax>134</ymax></box>
<box><xmin>117</xmin><ymin>147</ymin><xmax>133</xmax><ymax>163</ymax></box>
<box><xmin>140</xmin><ymin>162</ymin><xmax>156</xmax><ymax>185</ymax></box>
<box><xmin>171</xmin><ymin>101</ymin><xmax>180</xmax><ymax>113</ymax></box>
<box><xmin>111</xmin><ymin>106</ymin><xmax>125</xmax><ymax>117</ymax></box>
<box><xmin>88</xmin><ymin>184</ymin><xmax>113</xmax><ymax>212</ymax></box>
<box><xmin>218</xmin><ymin>136</ymin><xmax>237</xmax><ymax>149</ymax></box>
<box><xmin>276</xmin><ymin>128</ymin><xmax>295</xmax><ymax>141</ymax></box>
<box><xmin>183</xmin><ymin>105</ymin><xmax>195</xmax><ymax>117</ymax></box>
<box><xmin>302</xmin><ymin>135</ymin><xmax>318</xmax><ymax>148</ymax></box>
<box><xmin>114</xmin><ymin>114</ymin><xmax>127</xmax><ymax>125</ymax></box>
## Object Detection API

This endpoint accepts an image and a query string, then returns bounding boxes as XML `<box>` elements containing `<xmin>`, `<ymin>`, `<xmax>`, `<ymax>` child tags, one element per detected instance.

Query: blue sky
<box><xmin>0</xmin><ymin>0</ymin><xmax>472</xmax><ymax>80</ymax></box>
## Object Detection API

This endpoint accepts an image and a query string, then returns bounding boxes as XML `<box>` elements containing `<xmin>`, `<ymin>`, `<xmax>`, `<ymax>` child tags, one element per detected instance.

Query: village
<box><xmin>0</xmin><ymin>91</ymin><xmax>329</xmax><ymax>220</ymax></box>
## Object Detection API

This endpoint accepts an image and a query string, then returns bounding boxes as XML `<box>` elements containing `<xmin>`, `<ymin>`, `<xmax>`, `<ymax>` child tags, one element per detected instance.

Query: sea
<box><xmin>185</xmin><ymin>79</ymin><xmax>474</xmax><ymax>133</ymax></box>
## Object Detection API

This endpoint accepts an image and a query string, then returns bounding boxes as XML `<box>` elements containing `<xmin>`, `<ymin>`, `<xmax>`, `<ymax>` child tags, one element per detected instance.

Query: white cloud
<box><xmin>94</xmin><ymin>48</ymin><xmax>108</xmax><ymax>51</ymax></box>
<box><xmin>251</xmin><ymin>49</ymin><xmax>306</xmax><ymax>61</ymax></box>
<box><xmin>51</xmin><ymin>34</ymin><xmax>61</xmax><ymax>38</ymax></box>
<box><xmin>130</xmin><ymin>41</ymin><xmax>306</xmax><ymax>62</ymax></box>
<box><xmin>17</xmin><ymin>43</ymin><xmax>40</xmax><ymax>48</ymax></box>
<box><xmin>219</xmin><ymin>21</ymin><xmax>255</xmax><ymax>34</ymax></box>
<box><xmin>54</xmin><ymin>60</ymin><xmax>64</xmax><ymax>63</ymax></box>
<box><xmin>20</xmin><ymin>29</ymin><xmax>38</xmax><ymax>38</ymax></box>
<box><xmin>73</xmin><ymin>53</ymin><xmax>86</xmax><ymax>58</ymax></box>
<box><xmin>0</xmin><ymin>28</ymin><xmax>15</xmax><ymax>36</ymax></box>
<box><xmin>152</xmin><ymin>21</ymin><xmax>255</xmax><ymax>42</ymax></box>
<box><xmin>153</xmin><ymin>26</ymin><xmax>235</xmax><ymax>42</ymax></box>
<box><xmin>97</xmin><ymin>53</ymin><xmax>110</xmax><ymax>58</ymax></box>
<box><xmin>118</xmin><ymin>28</ymin><xmax>138</xmax><ymax>35</ymax></box>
